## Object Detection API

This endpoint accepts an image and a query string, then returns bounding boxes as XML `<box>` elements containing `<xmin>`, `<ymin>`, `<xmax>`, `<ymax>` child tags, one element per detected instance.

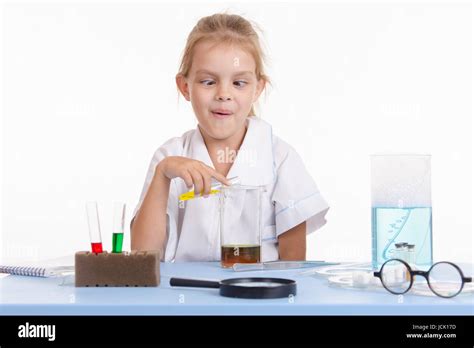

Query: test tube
<box><xmin>112</xmin><ymin>202</ymin><xmax>126</xmax><ymax>253</ymax></box>
<box><xmin>400</xmin><ymin>242</ymin><xmax>409</xmax><ymax>262</ymax></box>
<box><xmin>394</xmin><ymin>243</ymin><xmax>404</xmax><ymax>260</ymax></box>
<box><xmin>179</xmin><ymin>176</ymin><xmax>240</xmax><ymax>201</ymax></box>
<box><xmin>86</xmin><ymin>201</ymin><xmax>103</xmax><ymax>253</ymax></box>
<box><xmin>407</xmin><ymin>244</ymin><xmax>416</xmax><ymax>267</ymax></box>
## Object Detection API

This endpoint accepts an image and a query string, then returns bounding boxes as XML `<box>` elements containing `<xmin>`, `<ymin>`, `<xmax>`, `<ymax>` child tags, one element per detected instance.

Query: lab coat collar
<box><xmin>189</xmin><ymin>116</ymin><xmax>275</xmax><ymax>186</ymax></box>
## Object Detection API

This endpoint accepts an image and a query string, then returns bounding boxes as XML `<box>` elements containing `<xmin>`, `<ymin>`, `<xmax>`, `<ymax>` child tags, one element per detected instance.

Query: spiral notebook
<box><xmin>0</xmin><ymin>255</ymin><xmax>74</xmax><ymax>278</ymax></box>
<box><xmin>0</xmin><ymin>265</ymin><xmax>74</xmax><ymax>278</ymax></box>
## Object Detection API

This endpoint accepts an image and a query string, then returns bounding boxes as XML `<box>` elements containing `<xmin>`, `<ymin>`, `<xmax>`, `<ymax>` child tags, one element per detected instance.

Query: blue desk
<box><xmin>0</xmin><ymin>262</ymin><xmax>473</xmax><ymax>315</ymax></box>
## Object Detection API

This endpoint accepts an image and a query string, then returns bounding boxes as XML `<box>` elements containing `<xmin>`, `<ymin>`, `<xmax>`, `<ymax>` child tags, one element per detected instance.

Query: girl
<box><xmin>131</xmin><ymin>13</ymin><xmax>329</xmax><ymax>262</ymax></box>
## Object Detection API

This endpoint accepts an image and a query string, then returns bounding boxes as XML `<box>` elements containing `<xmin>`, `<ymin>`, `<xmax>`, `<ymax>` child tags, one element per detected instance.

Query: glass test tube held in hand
<box><xmin>86</xmin><ymin>201</ymin><xmax>103</xmax><ymax>253</ymax></box>
<box><xmin>179</xmin><ymin>176</ymin><xmax>240</xmax><ymax>201</ymax></box>
<box><xmin>112</xmin><ymin>202</ymin><xmax>126</xmax><ymax>253</ymax></box>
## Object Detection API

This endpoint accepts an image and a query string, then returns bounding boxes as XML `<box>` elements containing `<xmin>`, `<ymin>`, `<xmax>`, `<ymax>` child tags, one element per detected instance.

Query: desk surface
<box><xmin>0</xmin><ymin>262</ymin><xmax>473</xmax><ymax>315</ymax></box>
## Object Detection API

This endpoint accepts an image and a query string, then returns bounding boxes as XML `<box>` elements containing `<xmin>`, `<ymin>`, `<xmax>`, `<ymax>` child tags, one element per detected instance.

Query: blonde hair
<box><xmin>177</xmin><ymin>13</ymin><xmax>270</xmax><ymax>116</ymax></box>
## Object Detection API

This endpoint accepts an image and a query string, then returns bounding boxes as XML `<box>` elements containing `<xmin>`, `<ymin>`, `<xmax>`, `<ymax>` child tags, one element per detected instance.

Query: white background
<box><xmin>1</xmin><ymin>0</ymin><xmax>472</xmax><ymax>263</ymax></box>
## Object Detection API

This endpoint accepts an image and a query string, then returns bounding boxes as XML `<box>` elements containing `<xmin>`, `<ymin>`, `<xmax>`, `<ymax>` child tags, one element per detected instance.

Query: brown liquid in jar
<box><xmin>221</xmin><ymin>244</ymin><xmax>261</xmax><ymax>268</ymax></box>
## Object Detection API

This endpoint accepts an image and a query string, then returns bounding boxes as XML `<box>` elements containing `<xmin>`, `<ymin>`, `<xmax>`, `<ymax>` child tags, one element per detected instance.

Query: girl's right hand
<box><xmin>156</xmin><ymin>156</ymin><xmax>231</xmax><ymax>196</ymax></box>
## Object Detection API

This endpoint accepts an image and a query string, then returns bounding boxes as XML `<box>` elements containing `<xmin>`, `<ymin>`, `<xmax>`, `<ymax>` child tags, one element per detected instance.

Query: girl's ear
<box><xmin>176</xmin><ymin>74</ymin><xmax>191</xmax><ymax>101</ymax></box>
<box><xmin>253</xmin><ymin>78</ymin><xmax>266</xmax><ymax>102</ymax></box>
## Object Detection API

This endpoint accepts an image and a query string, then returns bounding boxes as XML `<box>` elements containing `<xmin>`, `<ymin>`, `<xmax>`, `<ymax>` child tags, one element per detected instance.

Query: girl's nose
<box><xmin>215</xmin><ymin>89</ymin><xmax>232</xmax><ymax>101</ymax></box>
<box><xmin>216</xmin><ymin>95</ymin><xmax>232</xmax><ymax>101</ymax></box>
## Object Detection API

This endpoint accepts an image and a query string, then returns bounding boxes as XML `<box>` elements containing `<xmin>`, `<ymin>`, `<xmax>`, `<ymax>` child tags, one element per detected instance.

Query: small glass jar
<box><xmin>219</xmin><ymin>185</ymin><xmax>264</xmax><ymax>268</ymax></box>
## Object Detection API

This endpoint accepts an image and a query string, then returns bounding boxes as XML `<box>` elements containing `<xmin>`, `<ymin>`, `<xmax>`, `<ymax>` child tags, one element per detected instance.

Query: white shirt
<box><xmin>132</xmin><ymin>116</ymin><xmax>329</xmax><ymax>262</ymax></box>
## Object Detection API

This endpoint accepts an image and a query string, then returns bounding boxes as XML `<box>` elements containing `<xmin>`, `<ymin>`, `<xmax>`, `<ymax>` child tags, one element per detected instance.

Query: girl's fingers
<box><xmin>201</xmin><ymin>171</ymin><xmax>212</xmax><ymax>196</ymax></box>
<box><xmin>181</xmin><ymin>171</ymin><xmax>193</xmax><ymax>189</ymax></box>
<box><xmin>189</xmin><ymin>168</ymin><xmax>204</xmax><ymax>196</ymax></box>
<box><xmin>203</xmin><ymin>165</ymin><xmax>231</xmax><ymax>186</ymax></box>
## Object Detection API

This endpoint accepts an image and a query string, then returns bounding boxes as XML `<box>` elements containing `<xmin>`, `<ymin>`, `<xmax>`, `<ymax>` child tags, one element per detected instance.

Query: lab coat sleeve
<box><xmin>272</xmin><ymin>147</ymin><xmax>330</xmax><ymax>237</ymax></box>
<box><xmin>131</xmin><ymin>146</ymin><xmax>180</xmax><ymax>262</ymax></box>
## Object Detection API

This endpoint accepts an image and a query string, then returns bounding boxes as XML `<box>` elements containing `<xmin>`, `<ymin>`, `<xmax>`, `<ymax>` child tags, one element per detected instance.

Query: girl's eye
<box><xmin>200</xmin><ymin>80</ymin><xmax>215</xmax><ymax>86</ymax></box>
<box><xmin>234</xmin><ymin>80</ymin><xmax>248</xmax><ymax>88</ymax></box>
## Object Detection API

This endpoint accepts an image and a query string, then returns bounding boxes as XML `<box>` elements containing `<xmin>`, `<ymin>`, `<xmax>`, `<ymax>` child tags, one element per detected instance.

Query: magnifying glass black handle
<box><xmin>170</xmin><ymin>278</ymin><xmax>220</xmax><ymax>289</ymax></box>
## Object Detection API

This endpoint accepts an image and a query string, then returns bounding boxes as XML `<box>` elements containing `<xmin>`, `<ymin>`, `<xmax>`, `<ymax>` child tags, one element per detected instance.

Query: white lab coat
<box><xmin>132</xmin><ymin>116</ymin><xmax>329</xmax><ymax>262</ymax></box>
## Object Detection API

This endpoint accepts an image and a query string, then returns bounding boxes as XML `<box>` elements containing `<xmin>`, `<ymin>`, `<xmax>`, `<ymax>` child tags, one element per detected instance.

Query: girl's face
<box><xmin>177</xmin><ymin>41</ymin><xmax>265</xmax><ymax>141</ymax></box>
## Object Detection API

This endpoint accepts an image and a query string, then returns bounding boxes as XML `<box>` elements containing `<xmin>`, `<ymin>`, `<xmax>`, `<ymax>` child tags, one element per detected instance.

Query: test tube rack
<box><xmin>75</xmin><ymin>250</ymin><xmax>160</xmax><ymax>287</ymax></box>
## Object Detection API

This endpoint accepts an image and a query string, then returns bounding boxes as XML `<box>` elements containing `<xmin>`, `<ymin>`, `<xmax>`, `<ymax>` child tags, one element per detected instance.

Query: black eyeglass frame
<box><xmin>374</xmin><ymin>259</ymin><xmax>472</xmax><ymax>298</ymax></box>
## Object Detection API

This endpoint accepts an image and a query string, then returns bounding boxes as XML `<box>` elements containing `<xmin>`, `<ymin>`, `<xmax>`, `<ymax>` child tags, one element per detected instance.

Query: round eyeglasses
<box><xmin>373</xmin><ymin>259</ymin><xmax>472</xmax><ymax>298</ymax></box>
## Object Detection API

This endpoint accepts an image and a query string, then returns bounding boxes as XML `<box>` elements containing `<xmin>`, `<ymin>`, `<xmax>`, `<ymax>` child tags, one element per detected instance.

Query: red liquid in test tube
<box><xmin>86</xmin><ymin>201</ymin><xmax>103</xmax><ymax>253</ymax></box>
<box><xmin>91</xmin><ymin>242</ymin><xmax>103</xmax><ymax>253</ymax></box>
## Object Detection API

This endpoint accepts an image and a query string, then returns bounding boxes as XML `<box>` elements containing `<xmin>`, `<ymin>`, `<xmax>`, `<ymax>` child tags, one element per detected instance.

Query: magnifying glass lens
<box><xmin>234</xmin><ymin>282</ymin><xmax>282</xmax><ymax>287</ymax></box>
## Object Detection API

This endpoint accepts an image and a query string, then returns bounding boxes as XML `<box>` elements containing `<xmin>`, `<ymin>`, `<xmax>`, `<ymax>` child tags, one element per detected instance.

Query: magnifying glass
<box><xmin>170</xmin><ymin>277</ymin><xmax>297</xmax><ymax>299</ymax></box>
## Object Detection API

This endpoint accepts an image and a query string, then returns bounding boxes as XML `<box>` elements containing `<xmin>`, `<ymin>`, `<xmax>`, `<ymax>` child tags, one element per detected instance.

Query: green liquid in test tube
<box><xmin>112</xmin><ymin>232</ymin><xmax>124</xmax><ymax>253</ymax></box>
<box><xmin>112</xmin><ymin>202</ymin><xmax>126</xmax><ymax>253</ymax></box>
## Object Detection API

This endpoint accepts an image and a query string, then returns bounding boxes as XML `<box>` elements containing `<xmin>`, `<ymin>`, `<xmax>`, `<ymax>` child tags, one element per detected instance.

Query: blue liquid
<box><xmin>371</xmin><ymin>207</ymin><xmax>433</xmax><ymax>270</ymax></box>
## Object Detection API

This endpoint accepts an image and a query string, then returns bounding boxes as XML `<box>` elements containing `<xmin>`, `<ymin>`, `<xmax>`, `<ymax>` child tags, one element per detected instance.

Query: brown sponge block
<box><xmin>75</xmin><ymin>250</ymin><xmax>160</xmax><ymax>287</ymax></box>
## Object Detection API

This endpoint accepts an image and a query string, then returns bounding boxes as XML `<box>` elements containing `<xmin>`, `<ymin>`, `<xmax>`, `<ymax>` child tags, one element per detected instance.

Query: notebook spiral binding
<box><xmin>0</xmin><ymin>265</ymin><xmax>46</xmax><ymax>277</ymax></box>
